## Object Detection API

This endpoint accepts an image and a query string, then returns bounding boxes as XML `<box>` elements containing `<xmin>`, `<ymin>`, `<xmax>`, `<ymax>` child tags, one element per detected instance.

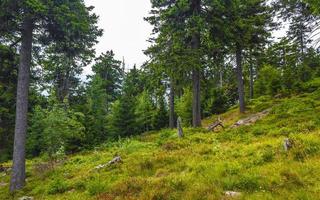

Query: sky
<box><xmin>82</xmin><ymin>1</ymin><xmax>292</xmax><ymax>77</ymax></box>
<box><xmin>83</xmin><ymin>0</ymin><xmax>153</xmax><ymax>75</ymax></box>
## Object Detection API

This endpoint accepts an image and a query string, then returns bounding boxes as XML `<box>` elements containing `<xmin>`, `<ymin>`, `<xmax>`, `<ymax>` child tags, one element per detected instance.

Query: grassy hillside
<box><xmin>1</xmin><ymin>88</ymin><xmax>320</xmax><ymax>199</ymax></box>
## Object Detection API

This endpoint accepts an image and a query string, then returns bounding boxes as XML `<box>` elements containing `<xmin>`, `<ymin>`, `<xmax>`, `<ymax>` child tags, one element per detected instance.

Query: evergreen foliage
<box><xmin>0</xmin><ymin>0</ymin><xmax>320</xmax><ymax>194</ymax></box>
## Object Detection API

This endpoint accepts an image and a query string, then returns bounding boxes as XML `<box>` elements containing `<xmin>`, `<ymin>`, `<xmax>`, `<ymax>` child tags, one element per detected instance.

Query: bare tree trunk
<box><xmin>191</xmin><ymin>0</ymin><xmax>201</xmax><ymax>127</ymax></box>
<box><xmin>169</xmin><ymin>80</ymin><xmax>175</xmax><ymax>129</ymax></box>
<box><xmin>236</xmin><ymin>45</ymin><xmax>245</xmax><ymax>113</ymax></box>
<box><xmin>10</xmin><ymin>17</ymin><xmax>33</xmax><ymax>192</ymax></box>
<box><xmin>57</xmin><ymin>67</ymin><xmax>70</xmax><ymax>103</ymax></box>
<box><xmin>219</xmin><ymin>68</ymin><xmax>223</xmax><ymax>88</ymax></box>
<box><xmin>249</xmin><ymin>63</ymin><xmax>254</xmax><ymax>100</ymax></box>
<box><xmin>192</xmin><ymin>68</ymin><xmax>201</xmax><ymax>127</ymax></box>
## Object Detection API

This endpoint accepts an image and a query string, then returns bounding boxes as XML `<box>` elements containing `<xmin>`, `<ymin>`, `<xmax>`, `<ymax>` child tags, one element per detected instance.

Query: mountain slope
<box><xmin>1</xmin><ymin>88</ymin><xmax>320</xmax><ymax>200</ymax></box>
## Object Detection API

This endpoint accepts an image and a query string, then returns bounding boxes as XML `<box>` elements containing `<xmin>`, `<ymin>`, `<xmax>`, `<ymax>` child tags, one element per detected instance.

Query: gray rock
<box><xmin>177</xmin><ymin>116</ymin><xmax>184</xmax><ymax>138</ymax></box>
<box><xmin>224</xmin><ymin>191</ymin><xmax>241</xmax><ymax>197</ymax></box>
<box><xmin>283</xmin><ymin>138</ymin><xmax>292</xmax><ymax>151</ymax></box>
<box><xmin>18</xmin><ymin>196</ymin><xmax>34</xmax><ymax>200</ymax></box>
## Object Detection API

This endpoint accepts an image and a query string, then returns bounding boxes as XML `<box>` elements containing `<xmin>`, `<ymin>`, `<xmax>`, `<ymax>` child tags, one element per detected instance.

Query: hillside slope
<box><xmin>1</xmin><ymin>89</ymin><xmax>320</xmax><ymax>200</ymax></box>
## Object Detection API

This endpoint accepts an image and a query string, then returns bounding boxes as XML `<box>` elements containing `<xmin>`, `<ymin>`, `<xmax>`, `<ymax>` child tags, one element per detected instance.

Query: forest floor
<box><xmin>1</xmin><ymin>85</ymin><xmax>320</xmax><ymax>199</ymax></box>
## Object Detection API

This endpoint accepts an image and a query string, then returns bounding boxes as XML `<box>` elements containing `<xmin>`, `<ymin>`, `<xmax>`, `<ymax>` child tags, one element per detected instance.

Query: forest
<box><xmin>1</xmin><ymin>0</ymin><xmax>320</xmax><ymax>199</ymax></box>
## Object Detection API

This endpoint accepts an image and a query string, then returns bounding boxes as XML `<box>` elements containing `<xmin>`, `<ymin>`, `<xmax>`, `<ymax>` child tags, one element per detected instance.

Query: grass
<box><xmin>1</xmin><ymin>89</ymin><xmax>320</xmax><ymax>199</ymax></box>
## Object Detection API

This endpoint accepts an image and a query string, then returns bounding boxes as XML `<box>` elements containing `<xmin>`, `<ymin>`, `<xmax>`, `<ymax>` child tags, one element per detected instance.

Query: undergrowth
<box><xmin>1</xmin><ymin>89</ymin><xmax>320</xmax><ymax>200</ymax></box>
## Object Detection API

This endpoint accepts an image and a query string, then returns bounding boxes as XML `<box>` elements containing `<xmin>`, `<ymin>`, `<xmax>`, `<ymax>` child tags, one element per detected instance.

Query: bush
<box><xmin>302</xmin><ymin>78</ymin><xmax>320</xmax><ymax>92</ymax></box>
<box><xmin>255</xmin><ymin>65</ymin><xmax>282</xmax><ymax>96</ymax></box>
<box><xmin>87</xmin><ymin>178</ymin><xmax>106</xmax><ymax>196</ymax></box>
<box><xmin>175</xmin><ymin>89</ymin><xmax>192</xmax><ymax>126</ymax></box>
<box><xmin>204</xmin><ymin>88</ymin><xmax>229</xmax><ymax>115</ymax></box>
<box><xmin>135</xmin><ymin>90</ymin><xmax>156</xmax><ymax>132</ymax></box>
<box><xmin>86</xmin><ymin>179</ymin><xmax>105</xmax><ymax>196</ymax></box>
<box><xmin>233</xmin><ymin>174</ymin><xmax>261</xmax><ymax>191</ymax></box>
<box><xmin>28</xmin><ymin>103</ymin><xmax>85</xmax><ymax>159</ymax></box>
<box><xmin>47</xmin><ymin>178</ymin><xmax>69</xmax><ymax>194</ymax></box>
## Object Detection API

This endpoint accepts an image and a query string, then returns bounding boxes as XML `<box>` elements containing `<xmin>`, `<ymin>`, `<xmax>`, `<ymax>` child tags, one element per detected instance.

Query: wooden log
<box><xmin>108</xmin><ymin>156</ymin><xmax>122</xmax><ymax>165</ymax></box>
<box><xmin>94</xmin><ymin>156</ymin><xmax>122</xmax><ymax>170</ymax></box>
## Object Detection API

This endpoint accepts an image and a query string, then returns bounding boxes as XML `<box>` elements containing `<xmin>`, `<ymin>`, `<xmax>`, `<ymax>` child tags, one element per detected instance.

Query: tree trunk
<box><xmin>169</xmin><ymin>80</ymin><xmax>175</xmax><ymax>129</ymax></box>
<box><xmin>235</xmin><ymin>45</ymin><xmax>245</xmax><ymax>113</ymax></box>
<box><xmin>177</xmin><ymin>116</ymin><xmax>183</xmax><ymax>138</ymax></box>
<box><xmin>249</xmin><ymin>63</ymin><xmax>254</xmax><ymax>99</ymax></box>
<box><xmin>192</xmin><ymin>68</ymin><xmax>201</xmax><ymax>127</ymax></box>
<box><xmin>57</xmin><ymin>67</ymin><xmax>70</xmax><ymax>103</ymax></box>
<box><xmin>10</xmin><ymin>17</ymin><xmax>33</xmax><ymax>192</ymax></box>
<box><xmin>191</xmin><ymin>0</ymin><xmax>201</xmax><ymax>127</ymax></box>
<box><xmin>219</xmin><ymin>68</ymin><xmax>223</xmax><ymax>88</ymax></box>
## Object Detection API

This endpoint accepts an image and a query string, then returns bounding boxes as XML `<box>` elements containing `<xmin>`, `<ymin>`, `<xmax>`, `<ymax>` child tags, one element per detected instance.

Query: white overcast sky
<box><xmin>82</xmin><ymin>1</ymin><xmax>291</xmax><ymax>77</ymax></box>
<box><xmin>83</xmin><ymin>0</ymin><xmax>153</xmax><ymax>75</ymax></box>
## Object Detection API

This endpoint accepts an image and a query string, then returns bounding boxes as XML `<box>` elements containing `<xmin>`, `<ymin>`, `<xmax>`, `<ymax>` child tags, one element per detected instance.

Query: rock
<box><xmin>283</xmin><ymin>138</ymin><xmax>292</xmax><ymax>151</ymax></box>
<box><xmin>18</xmin><ymin>196</ymin><xmax>34</xmax><ymax>200</ymax></box>
<box><xmin>224</xmin><ymin>191</ymin><xmax>241</xmax><ymax>197</ymax></box>
<box><xmin>177</xmin><ymin>116</ymin><xmax>184</xmax><ymax>138</ymax></box>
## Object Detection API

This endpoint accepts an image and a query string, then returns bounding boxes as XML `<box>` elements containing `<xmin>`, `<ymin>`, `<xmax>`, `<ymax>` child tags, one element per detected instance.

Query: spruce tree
<box><xmin>0</xmin><ymin>0</ymin><xmax>101</xmax><ymax>191</ymax></box>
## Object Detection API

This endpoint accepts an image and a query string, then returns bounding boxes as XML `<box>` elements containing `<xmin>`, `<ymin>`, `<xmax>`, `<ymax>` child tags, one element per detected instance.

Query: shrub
<box><xmin>176</xmin><ymin>89</ymin><xmax>192</xmax><ymax>126</ymax></box>
<box><xmin>302</xmin><ymin>78</ymin><xmax>320</xmax><ymax>92</ymax></box>
<box><xmin>168</xmin><ymin>177</ymin><xmax>187</xmax><ymax>191</ymax></box>
<box><xmin>204</xmin><ymin>87</ymin><xmax>230</xmax><ymax>115</ymax></box>
<box><xmin>28</xmin><ymin>104</ymin><xmax>85</xmax><ymax>160</ymax></box>
<box><xmin>255</xmin><ymin>65</ymin><xmax>282</xmax><ymax>96</ymax></box>
<box><xmin>139</xmin><ymin>159</ymin><xmax>154</xmax><ymax>171</ymax></box>
<box><xmin>280</xmin><ymin>171</ymin><xmax>304</xmax><ymax>186</ymax></box>
<box><xmin>47</xmin><ymin>178</ymin><xmax>69</xmax><ymax>194</ymax></box>
<box><xmin>87</xmin><ymin>179</ymin><xmax>106</xmax><ymax>196</ymax></box>
<box><xmin>235</xmin><ymin>174</ymin><xmax>261</xmax><ymax>191</ymax></box>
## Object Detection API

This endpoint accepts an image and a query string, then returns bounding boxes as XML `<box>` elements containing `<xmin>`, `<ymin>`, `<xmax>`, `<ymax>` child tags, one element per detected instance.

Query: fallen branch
<box><xmin>207</xmin><ymin>117</ymin><xmax>224</xmax><ymax>131</ymax></box>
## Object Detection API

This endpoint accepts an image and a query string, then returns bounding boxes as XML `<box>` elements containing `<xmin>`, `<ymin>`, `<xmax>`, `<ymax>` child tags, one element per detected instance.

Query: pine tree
<box><xmin>0</xmin><ymin>45</ymin><xmax>18</xmax><ymax>162</ymax></box>
<box><xmin>0</xmin><ymin>0</ymin><xmax>101</xmax><ymax>191</ymax></box>
<box><xmin>276</xmin><ymin>0</ymin><xmax>319</xmax><ymax>61</ymax></box>
<box><xmin>146</xmin><ymin>0</ymin><xmax>204</xmax><ymax>127</ymax></box>
<box><xmin>220</xmin><ymin>0</ymin><xmax>272</xmax><ymax>113</ymax></box>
